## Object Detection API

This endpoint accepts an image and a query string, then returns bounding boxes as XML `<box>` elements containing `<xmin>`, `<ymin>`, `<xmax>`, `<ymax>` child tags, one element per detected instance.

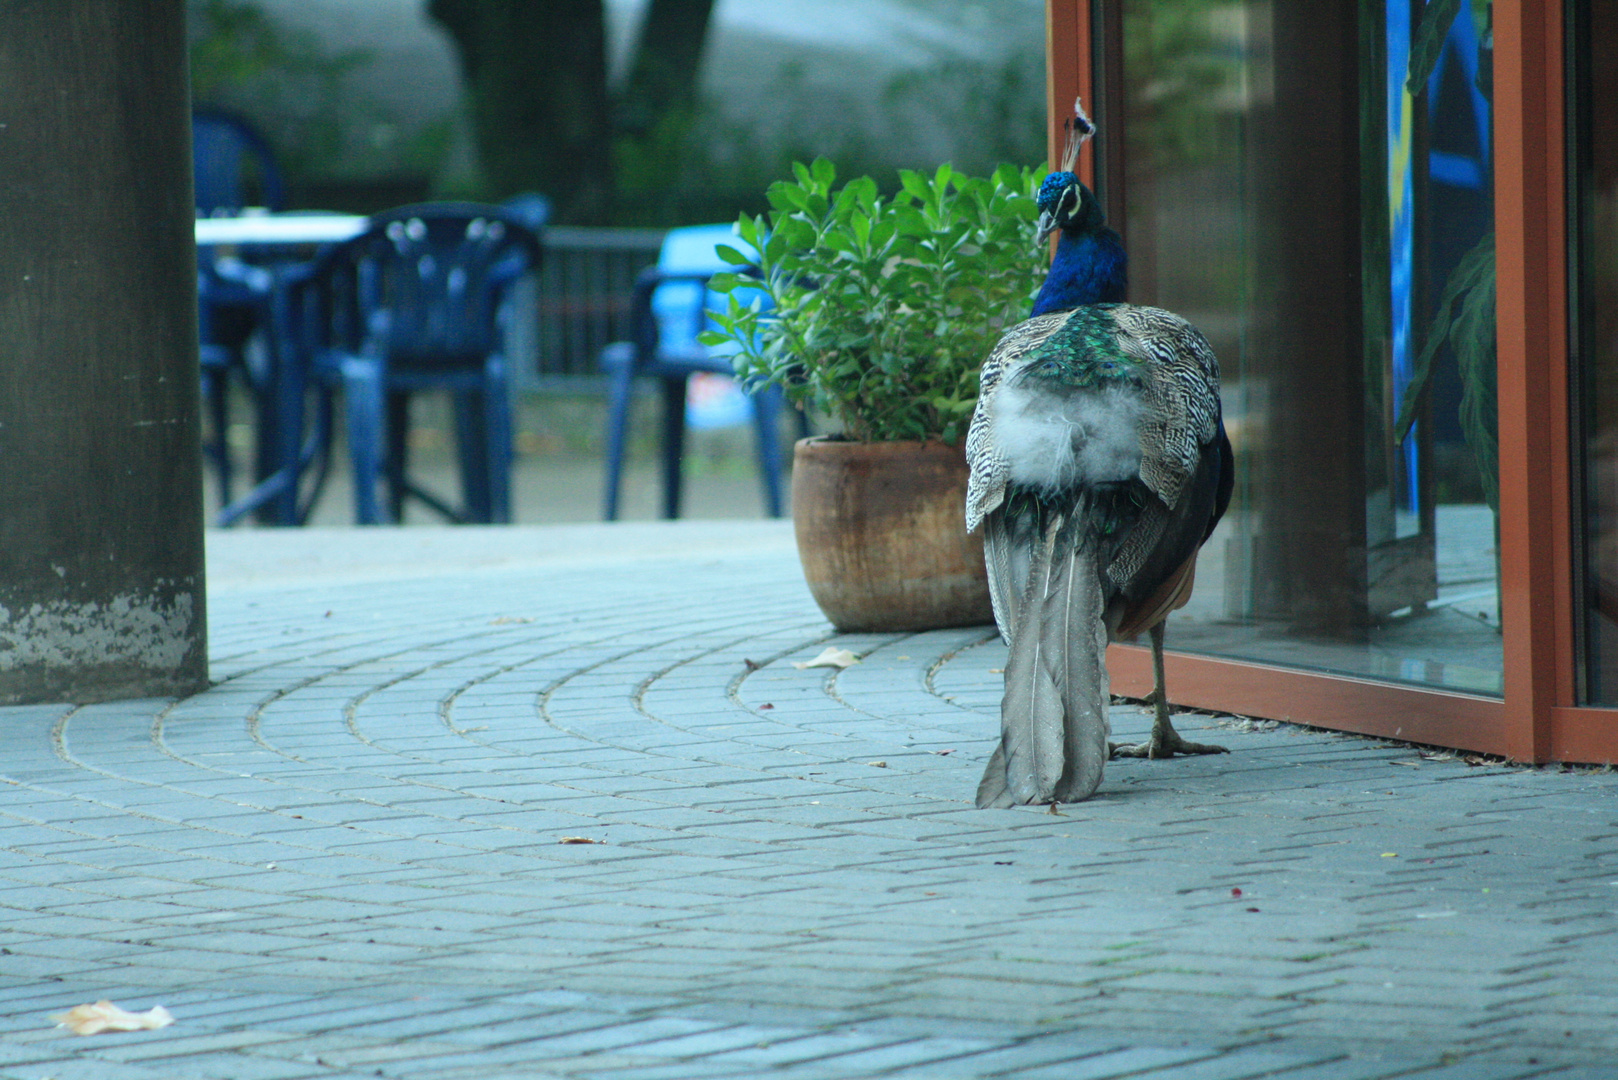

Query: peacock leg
<box><xmin>1110</xmin><ymin>623</ymin><xmax>1228</xmax><ymax>759</ymax></box>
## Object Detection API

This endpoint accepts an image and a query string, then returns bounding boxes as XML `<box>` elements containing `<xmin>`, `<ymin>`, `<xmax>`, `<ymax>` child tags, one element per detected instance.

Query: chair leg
<box><xmin>750</xmin><ymin>384</ymin><xmax>786</xmax><ymax>519</ymax></box>
<box><xmin>602</xmin><ymin>358</ymin><xmax>636</xmax><ymax>521</ymax></box>
<box><xmin>340</xmin><ymin>356</ymin><xmax>387</xmax><ymax>525</ymax></box>
<box><xmin>202</xmin><ymin>369</ymin><xmax>234</xmax><ymax>506</ymax></box>
<box><xmin>453</xmin><ymin>389</ymin><xmax>493</xmax><ymax>524</ymax></box>
<box><xmin>386</xmin><ymin>390</ymin><xmax>410</xmax><ymax>523</ymax></box>
<box><xmin>660</xmin><ymin>374</ymin><xmax>687</xmax><ymax>520</ymax></box>
<box><xmin>246</xmin><ymin>369</ymin><xmax>281</xmax><ymax>525</ymax></box>
<box><xmin>484</xmin><ymin>357</ymin><xmax>512</xmax><ymax>524</ymax></box>
<box><xmin>296</xmin><ymin>390</ymin><xmax>335</xmax><ymax>526</ymax></box>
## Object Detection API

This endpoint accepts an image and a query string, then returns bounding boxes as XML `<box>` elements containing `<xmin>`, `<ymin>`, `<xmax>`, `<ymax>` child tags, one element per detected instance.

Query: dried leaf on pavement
<box><xmin>559</xmin><ymin>837</ymin><xmax>604</xmax><ymax>845</ymax></box>
<box><xmin>51</xmin><ymin>1001</ymin><xmax>173</xmax><ymax>1036</ymax></box>
<box><xmin>792</xmin><ymin>647</ymin><xmax>860</xmax><ymax>670</ymax></box>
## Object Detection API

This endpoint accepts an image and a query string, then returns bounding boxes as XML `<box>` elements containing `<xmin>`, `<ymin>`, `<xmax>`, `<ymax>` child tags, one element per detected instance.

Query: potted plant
<box><xmin>702</xmin><ymin>158</ymin><xmax>1046</xmax><ymax>631</ymax></box>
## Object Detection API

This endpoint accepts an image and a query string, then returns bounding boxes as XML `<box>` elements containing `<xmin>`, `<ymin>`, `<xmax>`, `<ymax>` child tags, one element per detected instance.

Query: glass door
<box><xmin>1111</xmin><ymin>0</ymin><xmax>1501</xmax><ymax>694</ymax></box>
<box><xmin>1572</xmin><ymin>0</ymin><xmax>1618</xmax><ymax>702</ymax></box>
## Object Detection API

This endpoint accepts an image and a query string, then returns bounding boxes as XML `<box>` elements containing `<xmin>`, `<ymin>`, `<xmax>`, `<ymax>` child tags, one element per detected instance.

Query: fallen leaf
<box><xmin>988</xmin><ymin>668</ymin><xmax>1004</xmax><ymax>674</ymax></box>
<box><xmin>867</xmin><ymin>760</ymin><xmax>887</xmax><ymax>768</ymax></box>
<box><xmin>792</xmin><ymin>647</ymin><xmax>859</xmax><ymax>670</ymax></box>
<box><xmin>994</xmin><ymin>860</ymin><xmax>1013</xmax><ymax>865</ymax></box>
<box><xmin>742</xmin><ymin>659</ymin><xmax>761</xmax><ymax>672</ymax></box>
<box><xmin>1245</xmin><ymin>907</ymin><xmax>1261</xmax><ymax>913</ymax></box>
<box><xmin>895</xmin><ymin>655</ymin><xmax>910</xmax><ymax>660</ymax></box>
<box><xmin>758</xmin><ymin>703</ymin><xmax>774</xmax><ymax>710</ymax></box>
<box><xmin>1231</xmin><ymin>887</ymin><xmax>1243</xmax><ymax>898</ymax></box>
<box><xmin>1381</xmin><ymin>852</ymin><xmax>1399</xmax><ymax>858</ymax></box>
<box><xmin>931</xmin><ymin>749</ymin><xmax>956</xmax><ymax>756</ymax></box>
<box><xmin>51</xmin><ymin>1001</ymin><xmax>173</xmax><ymax>1036</ymax></box>
<box><xmin>559</xmin><ymin>837</ymin><xmax>603</xmax><ymax>845</ymax></box>
<box><xmin>489</xmin><ymin>616</ymin><xmax>533</xmax><ymax>625</ymax></box>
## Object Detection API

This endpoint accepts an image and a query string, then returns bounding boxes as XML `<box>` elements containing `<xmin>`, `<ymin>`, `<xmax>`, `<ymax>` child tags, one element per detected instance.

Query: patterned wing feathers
<box><xmin>965</xmin><ymin>310</ymin><xmax>1081</xmax><ymax>533</ymax></box>
<box><xmin>1105</xmin><ymin>306</ymin><xmax>1220</xmax><ymax>511</ymax></box>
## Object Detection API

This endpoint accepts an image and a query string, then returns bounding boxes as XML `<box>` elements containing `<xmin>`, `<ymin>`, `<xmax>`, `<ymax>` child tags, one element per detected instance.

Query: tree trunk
<box><xmin>429</xmin><ymin>0</ymin><xmax>716</xmax><ymax>224</ymax></box>
<box><xmin>428</xmin><ymin>0</ymin><xmax>612</xmax><ymax>222</ymax></box>
<box><xmin>616</xmin><ymin>0</ymin><xmax>715</xmax><ymax>138</ymax></box>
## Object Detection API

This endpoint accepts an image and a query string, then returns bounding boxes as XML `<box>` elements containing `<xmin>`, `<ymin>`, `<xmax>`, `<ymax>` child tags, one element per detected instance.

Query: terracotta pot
<box><xmin>791</xmin><ymin>436</ymin><xmax>995</xmax><ymax>632</ymax></box>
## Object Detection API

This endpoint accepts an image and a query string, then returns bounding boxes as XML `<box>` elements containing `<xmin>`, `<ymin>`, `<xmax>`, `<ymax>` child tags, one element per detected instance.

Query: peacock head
<box><xmin>1035</xmin><ymin>172</ymin><xmax>1105</xmax><ymax>246</ymax></box>
<box><xmin>1035</xmin><ymin>99</ymin><xmax>1102</xmax><ymax>246</ymax></box>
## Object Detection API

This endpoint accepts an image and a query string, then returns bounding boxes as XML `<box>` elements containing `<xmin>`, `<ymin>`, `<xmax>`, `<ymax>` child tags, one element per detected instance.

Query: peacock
<box><xmin>967</xmin><ymin>102</ymin><xmax>1234</xmax><ymax>808</ymax></box>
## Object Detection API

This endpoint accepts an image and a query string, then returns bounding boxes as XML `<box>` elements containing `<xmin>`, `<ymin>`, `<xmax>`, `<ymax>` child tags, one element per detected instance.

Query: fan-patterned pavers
<box><xmin>0</xmin><ymin>522</ymin><xmax>1613</xmax><ymax>1079</ymax></box>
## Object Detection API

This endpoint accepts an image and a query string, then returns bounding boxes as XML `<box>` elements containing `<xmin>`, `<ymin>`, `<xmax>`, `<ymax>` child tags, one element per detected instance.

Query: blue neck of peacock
<box><xmin>1029</xmin><ymin>224</ymin><xmax>1127</xmax><ymax>317</ymax></box>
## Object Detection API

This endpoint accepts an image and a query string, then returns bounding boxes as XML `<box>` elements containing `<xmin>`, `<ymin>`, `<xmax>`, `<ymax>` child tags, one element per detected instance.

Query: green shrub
<box><xmin>700</xmin><ymin>158</ymin><xmax>1046</xmax><ymax>444</ymax></box>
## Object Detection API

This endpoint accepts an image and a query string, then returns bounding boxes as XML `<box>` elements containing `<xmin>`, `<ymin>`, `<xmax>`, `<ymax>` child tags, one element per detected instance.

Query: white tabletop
<box><xmin>195</xmin><ymin>213</ymin><xmax>368</xmax><ymax>247</ymax></box>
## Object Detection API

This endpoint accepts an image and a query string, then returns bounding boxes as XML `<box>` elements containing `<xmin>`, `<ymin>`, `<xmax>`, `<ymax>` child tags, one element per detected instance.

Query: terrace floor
<box><xmin>0</xmin><ymin>521</ymin><xmax>1612</xmax><ymax>1080</ymax></box>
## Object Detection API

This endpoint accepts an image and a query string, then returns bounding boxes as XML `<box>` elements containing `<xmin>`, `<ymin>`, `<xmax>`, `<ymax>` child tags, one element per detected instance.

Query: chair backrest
<box><xmin>502</xmin><ymin>192</ymin><xmax>552</xmax><ymax>232</ymax></box>
<box><xmin>301</xmin><ymin>203</ymin><xmax>542</xmax><ymax>367</ymax></box>
<box><xmin>192</xmin><ymin>107</ymin><xmax>285</xmax><ymax>215</ymax></box>
<box><xmin>648</xmin><ymin>224</ymin><xmax>761</xmax><ymax>356</ymax></box>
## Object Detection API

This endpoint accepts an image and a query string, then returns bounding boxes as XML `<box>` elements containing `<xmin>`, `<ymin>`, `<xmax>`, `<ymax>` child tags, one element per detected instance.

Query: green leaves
<box><xmin>704</xmin><ymin>157</ymin><xmax>1047</xmax><ymax>443</ymax></box>
<box><xmin>1406</xmin><ymin>0</ymin><xmax>1462</xmax><ymax>97</ymax></box>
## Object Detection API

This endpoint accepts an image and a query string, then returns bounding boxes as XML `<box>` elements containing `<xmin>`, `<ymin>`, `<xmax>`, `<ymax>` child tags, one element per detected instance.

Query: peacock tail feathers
<box><xmin>976</xmin><ymin>502</ymin><xmax>1111</xmax><ymax>809</ymax></box>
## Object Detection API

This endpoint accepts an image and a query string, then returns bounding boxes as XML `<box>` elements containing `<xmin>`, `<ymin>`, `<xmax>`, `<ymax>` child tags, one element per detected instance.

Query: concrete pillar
<box><xmin>0</xmin><ymin>0</ymin><xmax>209</xmax><ymax>704</ymax></box>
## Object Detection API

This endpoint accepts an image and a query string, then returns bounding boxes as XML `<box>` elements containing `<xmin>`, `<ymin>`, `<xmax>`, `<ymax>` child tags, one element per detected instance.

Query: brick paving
<box><xmin>0</xmin><ymin>520</ymin><xmax>1614</xmax><ymax>1079</ymax></box>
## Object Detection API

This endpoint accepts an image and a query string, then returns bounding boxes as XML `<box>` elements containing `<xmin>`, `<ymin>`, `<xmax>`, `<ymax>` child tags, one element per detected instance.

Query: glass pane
<box><xmin>1574</xmin><ymin>2</ymin><xmax>1618</xmax><ymax>702</ymax></box>
<box><xmin>1115</xmin><ymin>0</ymin><xmax>1501</xmax><ymax>694</ymax></box>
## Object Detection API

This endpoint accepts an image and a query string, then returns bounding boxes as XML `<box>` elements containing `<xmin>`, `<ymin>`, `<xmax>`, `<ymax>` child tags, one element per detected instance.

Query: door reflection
<box><xmin>1574</xmin><ymin>1</ymin><xmax>1618</xmax><ymax>703</ymax></box>
<box><xmin>1116</xmin><ymin>0</ymin><xmax>1501</xmax><ymax>694</ymax></box>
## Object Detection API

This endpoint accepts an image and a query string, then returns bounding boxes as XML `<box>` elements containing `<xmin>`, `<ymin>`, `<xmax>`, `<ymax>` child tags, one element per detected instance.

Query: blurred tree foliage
<box><xmin>428</xmin><ymin>0</ymin><xmax>714</xmax><ymax>224</ymax></box>
<box><xmin>187</xmin><ymin>0</ymin><xmax>379</xmax><ymax>185</ymax></box>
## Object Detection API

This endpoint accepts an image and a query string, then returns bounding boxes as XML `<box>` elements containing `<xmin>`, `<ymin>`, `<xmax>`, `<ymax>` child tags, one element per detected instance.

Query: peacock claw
<box><xmin>1109</xmin><ymin>731</ymin><xmax>1229</xmax><ymax>760</ymax></box>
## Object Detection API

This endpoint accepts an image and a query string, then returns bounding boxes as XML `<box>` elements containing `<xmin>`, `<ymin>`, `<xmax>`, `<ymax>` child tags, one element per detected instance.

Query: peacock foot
<box><xmin>1109</xmin><ymin>726</ymin><xmax>1229</xmax><ymax>760</ymax></box>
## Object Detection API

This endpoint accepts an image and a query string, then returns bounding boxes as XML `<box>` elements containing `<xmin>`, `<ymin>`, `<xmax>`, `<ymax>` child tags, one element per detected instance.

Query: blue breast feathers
<box><xmin>1031</xmin><ymin>228</ymin><xmax>1127</xmax><ymax>316</ymax></box>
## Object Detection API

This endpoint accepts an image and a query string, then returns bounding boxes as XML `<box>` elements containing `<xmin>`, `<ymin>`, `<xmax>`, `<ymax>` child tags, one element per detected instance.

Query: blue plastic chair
<box><xmin>286</xmin><ymin>204</ymin><xmax>542</xmax><ymax>525</ymax></box>
<box><xmin>193</xmin><ymin>107</ymin><xmax>285</xmax><ymax>214</ymax></box>
<box><xmin>192</xmin><ymin>108</ymin><xmax>286</xmax><ymax>512</ymax></box>
<box><xmin>600</xmin><ymin>224</ymin><xmax>786</xmax><ymax>520</ymax></box>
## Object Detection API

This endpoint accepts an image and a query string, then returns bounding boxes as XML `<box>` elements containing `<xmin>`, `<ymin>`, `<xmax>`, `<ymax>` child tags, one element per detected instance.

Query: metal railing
<box><xmin>506</xmin><ymin>225</ymin><xmax>667</xmax><ymax>391</ymax></box>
